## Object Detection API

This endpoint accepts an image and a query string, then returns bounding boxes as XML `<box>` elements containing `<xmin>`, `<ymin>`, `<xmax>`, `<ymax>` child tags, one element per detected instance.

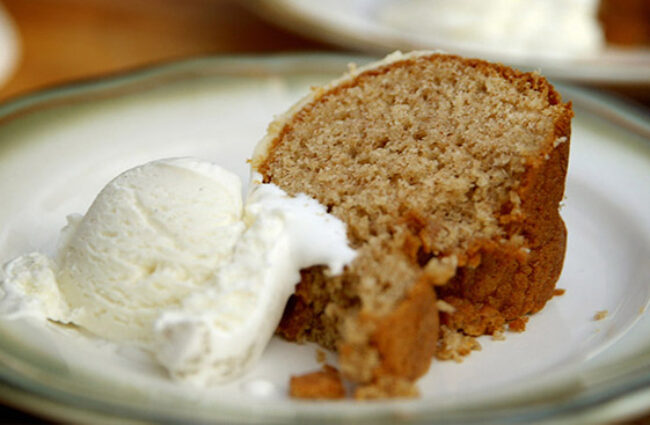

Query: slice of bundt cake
<box><xmin>252</xmin><ymin>52</ymin><xmax>572</xmax><ymax>398</ymax></box>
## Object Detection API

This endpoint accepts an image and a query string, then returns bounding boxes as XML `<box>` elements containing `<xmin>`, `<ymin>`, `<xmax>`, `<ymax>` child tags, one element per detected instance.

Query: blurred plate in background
<box><xmin>252</xmin><ymin>0</ymin><xmax>650</xmax><ymax>85</ymax></box>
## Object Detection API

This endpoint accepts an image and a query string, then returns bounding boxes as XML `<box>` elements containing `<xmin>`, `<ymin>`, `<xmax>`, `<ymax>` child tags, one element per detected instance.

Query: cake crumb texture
<box><xmin>508</xmin><ymin>316</ymin><xmax>529</xmax><ymax>332</ymax></box>
<box><xmin>436</xmin><ymin>325</ymin><xmax>482</xmax><ymax>362</ymax></box>
<box><xmin>256</xmin><ymin>52</ymin><xmax>571</xmax><ymax>397</ymax></box>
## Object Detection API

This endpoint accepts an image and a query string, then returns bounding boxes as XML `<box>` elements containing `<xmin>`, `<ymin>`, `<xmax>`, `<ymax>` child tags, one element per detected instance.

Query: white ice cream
<box><xmin>0</xmin><ymin>253</ymin><xmax>71</xmax><ymax>322</ymax></box>
<box><xmin>56</xmin><ymin>158</ymin><xmax>245</xmax><ymax>343</ymax></box>
<box><xmin>0</xmin><ymin>158</ymin><xmax>356</xmax><ymax>385</ymax></box>
<box><xmin>378</xmin><ymin>0</ymin><xmax>604</xmax><ymax>58</ymax></box>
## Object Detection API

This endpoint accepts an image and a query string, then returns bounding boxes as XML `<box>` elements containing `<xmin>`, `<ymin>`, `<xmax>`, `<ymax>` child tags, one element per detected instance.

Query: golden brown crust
<box><xmin>553</xmin><ymin>288</ymin><xmax>566</xmax><ymax>297</ymax></box>
<box><xmin>438</xmin><ymin>106</ymin><xmax>571</xmax><ymax>335</ymax></box>
<box><xmin>344</xmin><ymin>275</ymin><xmax>439</xmax><ymax>382</ymax></box>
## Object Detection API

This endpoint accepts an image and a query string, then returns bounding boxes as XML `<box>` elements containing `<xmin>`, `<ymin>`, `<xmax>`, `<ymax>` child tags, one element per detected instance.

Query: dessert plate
<box><xmin>0</xmin><ymin>54</ymin><xmax>649</xmax><ymax>424</ymax></box>
<box><xmin>251</xmin><ymin>0</ymin><xmax>650</xmax><ymax>85</ymax></box>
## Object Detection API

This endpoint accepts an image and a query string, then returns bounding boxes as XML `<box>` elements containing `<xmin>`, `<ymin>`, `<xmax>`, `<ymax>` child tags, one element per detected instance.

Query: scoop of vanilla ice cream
<box><xmin>0</xmin><ymin>158</ymin><xmax>356</xmax><ymax>385</ymax></box>
<box><xmin>153</xmin><ymin>181</ymin><xmax>355</xmax><ymax>385</ymax></box>
<box><xmin>56</xmin><ymin>158</ymin><xmax>245</xmax><ymax>343</ymax></box>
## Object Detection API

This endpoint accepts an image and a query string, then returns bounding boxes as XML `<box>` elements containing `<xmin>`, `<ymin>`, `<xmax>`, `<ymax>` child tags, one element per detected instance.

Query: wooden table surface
<box><xmin>0</xmin><ymin>0</ymin><xmax>648</xmax><ymax>424</ymax></box>
<box><xmin>0</xmin><ymin>0</ymin><xmax>331</xmax><ymax>101</ymax></box>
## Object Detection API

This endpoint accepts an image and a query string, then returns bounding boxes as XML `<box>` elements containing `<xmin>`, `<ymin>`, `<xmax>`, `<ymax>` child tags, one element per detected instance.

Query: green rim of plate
<box><xmin>0</xmin><ymin>53</ymin><xmax>649</xmax><ymax>425</ymax></box>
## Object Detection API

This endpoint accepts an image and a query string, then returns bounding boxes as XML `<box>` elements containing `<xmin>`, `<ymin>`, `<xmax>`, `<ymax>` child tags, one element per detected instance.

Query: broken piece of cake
<box><xmin>252</xmin><ymin>51</ymin><xmax>572</xmax><ymax>398</ymax></box>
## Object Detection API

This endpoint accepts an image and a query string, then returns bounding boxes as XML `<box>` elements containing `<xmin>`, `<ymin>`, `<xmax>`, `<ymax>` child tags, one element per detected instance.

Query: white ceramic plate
<box><xmin>252</xmin><ymin>0</ymin><xmax>650</xmax><ymax>85</ymax></box>
<box><xmin>0</xmin><ymin>54</ymin><xmax>649</xmax><ymax>424</ymax></box>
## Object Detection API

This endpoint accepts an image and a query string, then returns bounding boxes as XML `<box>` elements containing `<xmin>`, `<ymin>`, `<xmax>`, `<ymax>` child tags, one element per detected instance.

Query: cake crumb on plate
<box><xmin>289</xmin><ymin>365</ymin><xmax>345</xmax><ymax>400</ymax></box>
<box><xmin>491</xmin><ymin>330</ymin><xmax>506</xmax><ymax>341</ymax></box>
<box><xmin>436</xmin><ymin>325</ymin><xmax>482</xmax><ymax>362</ymax></box>
<box><xmin>594</xmin><ymin>310</ymin><xmax>609</xmax><ymax>321</ymax></box>
<box><xmin>315</xmin><ymin>349</ymin><xmax>327</xmax><ymax>364</ymax></box>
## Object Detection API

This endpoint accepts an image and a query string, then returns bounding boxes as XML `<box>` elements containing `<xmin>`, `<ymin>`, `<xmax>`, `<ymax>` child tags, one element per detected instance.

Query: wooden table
<box><xmin>0</xmin><ymin>1</ymin><xmax>648</xmax><ymax>423</ymax></box>
<box><xmin>0</xmin><ymin>0</ymin><xmax>330</xmax><ymax>101</ymax></box>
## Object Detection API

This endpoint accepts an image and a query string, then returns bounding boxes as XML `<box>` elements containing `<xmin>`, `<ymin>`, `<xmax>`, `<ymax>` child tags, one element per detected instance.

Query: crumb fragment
<box><xmin>508</xmin><ymin>316</ymin><xmax>529</xmax><ymax>332</ymax></box>
<box><xmin>424</xmin><ymin>256</ymin><xmax>458</xmax><ymax>285</ymax></box>
<box><xmin>491</xmin><ymin>330</ymin><xmax>506</xmax><ymax>341</ymax></box>
<box><xmin>354</xmin><ymin>376</ymin><xmax>419</xmax><ymax>400</ymax></box>
<box><xmin>436</xmin><ymin>299</ymin><xmax>456</xmax><ymax>314</ymax></box>
<box><xmin>553</xmin><ymin>288</ymin><xmax>566</xmax><ymax>297</ymax></box>
<box><xmin>316</xmin><ymin>349</ymin><xmax>327</xmax><ymax>364</ymax></box>
<box><xmin>436</xmin><ymin>325</ymin><xmax>481</xmax><ymax>362</ymax></box>
<box><xmin>594</xmin><ymin>310</ymin><xmax>608</xmax><ymax>321</ymax></box>
<box><xmin>289</xmin><ymin>365</ymin><xmax>345</xmax><ymax>400</ymax></box>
